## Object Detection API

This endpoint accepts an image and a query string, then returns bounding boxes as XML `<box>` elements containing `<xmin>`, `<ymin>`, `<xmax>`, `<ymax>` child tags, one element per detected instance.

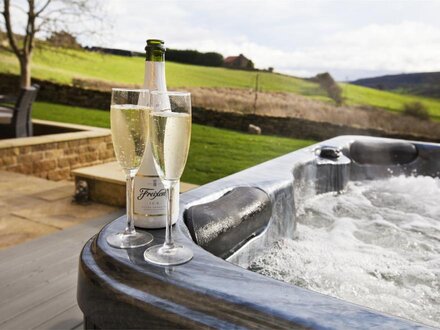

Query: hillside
<box><xmin>0</xmin><ymin>45</ymin><xmax>326</xmax><ymax>97</ymax></box>
<box><xmin>1</xmin><ymin>45</ymin><xmax>440</xmax><ymax>120</ymax></box>
<box><xmin>352</xmin><ymin>72</ymin><xmax>440</xmax><ymax>99</ymax></box>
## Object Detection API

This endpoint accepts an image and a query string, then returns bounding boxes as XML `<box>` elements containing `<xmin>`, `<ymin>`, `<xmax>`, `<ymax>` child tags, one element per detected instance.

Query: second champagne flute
<box><xmin>144</xmin><ymin>91</ymin><xmax>193</xmax><ymax>266</ymax></box>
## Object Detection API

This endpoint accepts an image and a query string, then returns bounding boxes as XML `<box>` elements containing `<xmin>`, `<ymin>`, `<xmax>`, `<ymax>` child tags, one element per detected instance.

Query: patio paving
<box><xmin>0</xmin><ymin>170</ymin><xmax>119</xmax><ymax>250</ymax></box>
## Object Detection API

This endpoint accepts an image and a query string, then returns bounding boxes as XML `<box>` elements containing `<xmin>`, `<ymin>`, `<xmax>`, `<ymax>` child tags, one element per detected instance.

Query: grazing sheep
<box><xmin>248</xmin><ymin>124</ymin><xmax>261</xmax><ymax>135</ymax></box>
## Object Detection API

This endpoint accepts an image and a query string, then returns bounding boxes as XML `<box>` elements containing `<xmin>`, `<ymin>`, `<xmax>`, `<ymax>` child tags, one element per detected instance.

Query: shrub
<box><xmin>47</xmin><ymin>31</ymin><xmax>81</xmax><ymax>49</ymax></box>
<box><xmin>403</xmin><ymin>102</ymin><xmax>430</xmax><ymax>120</ymax></box>
<box><xmin>314</xmin><ymin>72</ymin><xmax>343</xmax><ymax>106</ymax></box>
<box><xmin>246</xmin><ymin>59</ymin><xmax>255</xmax><ymax>70</ymax></box>
<box><xmin>166</xmin><ymin>49</ymin><xmax>224</xmax><ymax>67</ymax></box>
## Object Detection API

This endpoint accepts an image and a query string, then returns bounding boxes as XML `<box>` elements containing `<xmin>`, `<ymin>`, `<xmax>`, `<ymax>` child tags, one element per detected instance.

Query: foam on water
<box><xmin>249</xmin><ymin>175</ymin><xmax>440</xmax><ymax>327</ymax></box>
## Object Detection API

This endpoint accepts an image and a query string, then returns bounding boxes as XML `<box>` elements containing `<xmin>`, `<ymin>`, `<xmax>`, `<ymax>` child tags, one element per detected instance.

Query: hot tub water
<box><xmin>249</xmin><ymin>176</ymin><xmax>440</xmax><ymax>327</ymax></box>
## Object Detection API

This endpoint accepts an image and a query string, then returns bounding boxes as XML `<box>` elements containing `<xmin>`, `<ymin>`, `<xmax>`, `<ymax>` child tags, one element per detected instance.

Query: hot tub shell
<box><xmin>77</xmin><ymin>135</ymin><xmax>438</xmax><ymax>329</ymax></box>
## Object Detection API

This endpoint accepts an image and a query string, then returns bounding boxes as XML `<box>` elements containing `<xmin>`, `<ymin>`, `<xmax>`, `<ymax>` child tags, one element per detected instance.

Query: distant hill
<box><xmin>352</xmin><ymin>72</ymin><xmax>440</xmax><ymax>98</ymax></box>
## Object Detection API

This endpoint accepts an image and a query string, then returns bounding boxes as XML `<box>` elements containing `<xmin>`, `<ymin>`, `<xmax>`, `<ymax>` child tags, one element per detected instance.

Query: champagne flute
<box><xmin>107</xmin><ymin>89</ymin><xmax>154</xmax><ymax>249</ymax></box>
<box><xmin>144</xmin><ymin>91</ymin><xmax>193</xmax><ymax>266</ymax></box>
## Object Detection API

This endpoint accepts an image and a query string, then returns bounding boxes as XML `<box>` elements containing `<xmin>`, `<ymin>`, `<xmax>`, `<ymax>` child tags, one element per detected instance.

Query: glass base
<box><xmin>144</xmin><ymin>244</ymin><xmax>193</xmax><ymax>266</ymax></box>
<box><xmin>106</xmin><ymin>231</ymin><xmax>153</xmax><ymax>249</ymax></box>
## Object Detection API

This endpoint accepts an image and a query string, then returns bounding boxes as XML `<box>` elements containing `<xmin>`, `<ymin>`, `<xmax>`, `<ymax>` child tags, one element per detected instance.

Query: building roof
<box><xmin>224</xmin><ymin>56</ymin><xmax>239</xmax><ymax>64</ymax></box>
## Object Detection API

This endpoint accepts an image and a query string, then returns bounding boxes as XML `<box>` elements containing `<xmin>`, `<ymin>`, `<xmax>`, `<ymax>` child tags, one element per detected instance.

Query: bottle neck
<box><xmin>144</xmin><ymin>43</ymin><xmax>166</xmax><ymax>90</ymax></box>
<box><xmin>145</xmin><ymin>48</ymin><xmax>165</xmax><ymax>62</ymax></box>
<box><xmin>143</xmin><ymin>60</ymin><xmax>167</xmax><ymax>91</ymax></box>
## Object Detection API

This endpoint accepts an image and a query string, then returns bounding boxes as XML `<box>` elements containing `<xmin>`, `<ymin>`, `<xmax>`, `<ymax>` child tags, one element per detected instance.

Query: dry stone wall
<box><xmin>192</xmin><ymin>107</ymin><xmax>440</xmax><ymax>143</ymax></box>
<box><xmin>1</xmin><ymin>73</ymin><xmax>437</xmax><ymax>143</ymax></box>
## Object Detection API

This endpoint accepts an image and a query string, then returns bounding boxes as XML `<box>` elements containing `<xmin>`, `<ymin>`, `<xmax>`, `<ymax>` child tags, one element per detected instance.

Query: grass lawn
<box><xmin>33</xmin><ymin>102</ymin><xmax>314</xmax><ymax>184</ymax></box>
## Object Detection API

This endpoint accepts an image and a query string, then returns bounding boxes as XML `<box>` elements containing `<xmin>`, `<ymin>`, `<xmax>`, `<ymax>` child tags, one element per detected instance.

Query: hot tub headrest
<box><xmin>184</xmin><ymin>187</ymin><xmax>272</xmax><ymax>259</ymax></box>
<box><xmin>350</xmin><ymin>140</ymin><xmax>418</xmax><ymax>165</ymax></box>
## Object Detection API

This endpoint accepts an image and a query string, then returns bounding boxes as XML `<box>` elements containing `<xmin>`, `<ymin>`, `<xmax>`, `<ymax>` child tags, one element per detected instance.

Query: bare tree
<box><xmin>1</xmin><ymin>0</ymin><xmax>103</xmax><ymax>88</ymax></box>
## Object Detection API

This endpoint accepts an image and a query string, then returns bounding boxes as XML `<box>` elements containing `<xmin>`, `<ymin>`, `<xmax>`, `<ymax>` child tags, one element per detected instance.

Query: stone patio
<box><xmin>0</xmin><ymin>170</ymin><xmax>119</xmax><ymax>249</ymax></box>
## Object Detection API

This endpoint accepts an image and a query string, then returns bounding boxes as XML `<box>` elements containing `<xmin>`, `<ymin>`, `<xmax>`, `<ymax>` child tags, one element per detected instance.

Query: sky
<box><xmin>6</xmin><ymin>0</ymin><xmax>440</xmax><ymax>81</ymax></box>
<box><xmin>96</xmin><ymin>0</ymin><xmax>440</xmax><ymax>81</ymax></box>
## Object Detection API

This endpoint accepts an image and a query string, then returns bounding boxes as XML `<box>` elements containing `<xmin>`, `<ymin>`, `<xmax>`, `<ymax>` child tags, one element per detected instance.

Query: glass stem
<box><xmin>164</xmin><ymin>180</ymin><xmax>177</xmax><ymax>249</ymax></box>
<box><xmin>125</xmin><ymin>173</ymin><xmax>136</xmax><ymax>235</ymax></box>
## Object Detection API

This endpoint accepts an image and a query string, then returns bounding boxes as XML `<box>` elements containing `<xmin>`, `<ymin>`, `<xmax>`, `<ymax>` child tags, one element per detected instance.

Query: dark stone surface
<box><xmin>77</xmin><ymin>136</ymin><xmax>438</xmax><ymax>330</ymax></box>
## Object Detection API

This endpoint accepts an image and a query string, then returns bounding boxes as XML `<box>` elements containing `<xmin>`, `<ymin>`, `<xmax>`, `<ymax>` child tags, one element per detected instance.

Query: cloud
<box><xmin>322</xmin><ymin>22</ymin><xmax>440</xmax><ymax>71</ymax></box>
<box><xmin>102</xmin><ymin>0</ymin><xmax>440</xmax><ymax>79</ymax></box>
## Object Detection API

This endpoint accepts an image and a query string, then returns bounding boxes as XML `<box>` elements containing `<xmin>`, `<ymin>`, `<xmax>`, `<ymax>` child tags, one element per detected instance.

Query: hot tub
<box><xmin>77</xmin><ymin>135</ymin><xmax>439</xmax><ymax>329</ymax></box>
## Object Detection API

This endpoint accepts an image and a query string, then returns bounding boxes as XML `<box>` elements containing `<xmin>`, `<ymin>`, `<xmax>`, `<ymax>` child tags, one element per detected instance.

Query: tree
<box><xmin>403</xmin><ymin>101</ymin><xmax>430</xmax><ymax>120</ymax></box>
<box><xmin>1</xmin><ymin>0</ymin><xmax>102</xmax><ymax>88</ymax></box>
<box><xmin>314</xmin><ymin>72</ymin><xmax>343</xmax><ymax>106</ymax></box>
<box><xmin>47</xmin><ymin>30</ymin><xmax>81</xmax><ymax>49</ymax></box>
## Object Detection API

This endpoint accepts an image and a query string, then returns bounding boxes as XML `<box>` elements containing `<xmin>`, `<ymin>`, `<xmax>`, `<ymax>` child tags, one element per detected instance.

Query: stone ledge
<box><xmin>72</xmin><ymin>161</ymin><xmax>125</xmax><ymax>186</ymax></box>
<box><xmin>33</xmin><ymin>119</ymin><xmax>108</xmax><ymax>132</ymax></box>
<box><xmin>73</xmin><ymin>161</ymin><xmax>199</xmax><ymax>207</ymax></box>
<box><xmin>0</xmin><ymin>120</ymin><xmax>115</xmax><ymax>181</ymax></box>
<box><xmin>0</xmin><ymin>120</ymin><xmax>110</xmax><ymax>149</ymax></box>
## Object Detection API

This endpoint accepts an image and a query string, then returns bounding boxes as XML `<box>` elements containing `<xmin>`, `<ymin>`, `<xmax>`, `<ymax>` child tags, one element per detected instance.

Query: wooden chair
<box><xmin>0</xmin><ymin>85</ymin><xmax>39</xmax><ymax>138</ymax></box>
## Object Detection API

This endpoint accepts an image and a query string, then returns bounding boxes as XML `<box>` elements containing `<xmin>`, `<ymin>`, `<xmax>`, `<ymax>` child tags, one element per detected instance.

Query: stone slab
<box><xmin>0</xmin><ymin>120</ymin><xmax>110</xmax><ymax>149</ymax></box>
<box><xmin>0</xmin><ymin>170</ymin><xmax>120</xmax><ymax>249</ymax></box>
<box><xmin>11</xmin><ymin>199</ymin><xmax>116</xmax><ymax>230</ymax></box>
<box><xmin>73</xmin><ymin>161</ymin><xmax>199</xmax><ymax>207</ymax></box>
<box><xmin>72</xmin><ymin>161</ymin><xmax>125</xmax><ymax>185</ymax></box>
<box><xmin>0</xmin><ymin>215</ymin><xmax>58</xmax><ymax>249</ymax></box>
<box><xmin>34</xmin><ymin>185</ymin><xmax>74</xmax><ymax>202</ymax></box>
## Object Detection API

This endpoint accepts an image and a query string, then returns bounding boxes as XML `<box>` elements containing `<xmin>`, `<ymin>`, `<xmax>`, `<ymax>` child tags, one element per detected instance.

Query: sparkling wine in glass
<box><xmin>106</xmin><ymin>89</ymin><xmax>154</xmax><ymax>249</ymax></box>
<box><xmin>143</xmin><ymin>91</ymin><xmax>193</xmax><ymax>266</ymax></box>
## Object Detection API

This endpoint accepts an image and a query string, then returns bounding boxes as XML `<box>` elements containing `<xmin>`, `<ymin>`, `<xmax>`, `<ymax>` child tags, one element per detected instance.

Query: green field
<box><xmin>342</xmin><ymin>83</ymin><xmax>440</xmax><ymax>119</ymax></box>
<box><xmin>0</xmin><ymin>45</ymin><xmax>325</xmax><ymax>96</ymax></box>
<box><xmin>2</xmin><ymin>45</ymin><xmax>440</xmax><ymax>118</ymax></box>
<box><xmin>33</xmin><ymin>102</ymin><xmax>314</xmax><ymax>184</ymax></box>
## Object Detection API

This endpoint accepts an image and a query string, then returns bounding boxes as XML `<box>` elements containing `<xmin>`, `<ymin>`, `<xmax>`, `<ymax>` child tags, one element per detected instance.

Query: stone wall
<box><xmin>2</xmin><ymin>73</ymin><xmax>438</xmax><ymax>142</ymax></box>
<box><xmin>0</xmin><ymin>73</ymin><xmax>110</xmax><ymax>110</ymax></box>
<box><xmin>0</xmin><ymin>120</ymin><xmax>115</xmax><ymax>181</ymax></box>
<box><xmin>192</xmin><ymin>107</ymin><xmax>440</xmax><ymax>143</ymax></box>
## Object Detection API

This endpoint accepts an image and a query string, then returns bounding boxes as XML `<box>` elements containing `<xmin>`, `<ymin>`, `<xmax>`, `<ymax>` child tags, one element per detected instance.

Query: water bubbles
<box><xmin>249</xmin><ymin>176</ymin><xmax>440</xmax><ymax>327</ymax></box>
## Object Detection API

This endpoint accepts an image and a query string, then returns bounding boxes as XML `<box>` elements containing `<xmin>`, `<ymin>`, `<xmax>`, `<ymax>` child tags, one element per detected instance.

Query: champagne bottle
<box><xmin>133</xmin><ymin>39</ymin><xmax>179</xmax><ymax>228</ymax></box>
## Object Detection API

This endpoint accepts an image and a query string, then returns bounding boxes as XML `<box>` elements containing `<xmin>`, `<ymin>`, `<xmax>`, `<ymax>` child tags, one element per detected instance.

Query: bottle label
<box><xmin>133</xmin><ymin>175</ymin><xmax>167</xmax><ymax>216</ymax></box>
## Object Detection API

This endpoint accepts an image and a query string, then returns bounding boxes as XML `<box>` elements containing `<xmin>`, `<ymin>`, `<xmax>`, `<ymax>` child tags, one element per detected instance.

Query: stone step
<box><xmin>72</xmin><ymin>161</ymin><xmax>199</xmax><ymax>207</ymax></box>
